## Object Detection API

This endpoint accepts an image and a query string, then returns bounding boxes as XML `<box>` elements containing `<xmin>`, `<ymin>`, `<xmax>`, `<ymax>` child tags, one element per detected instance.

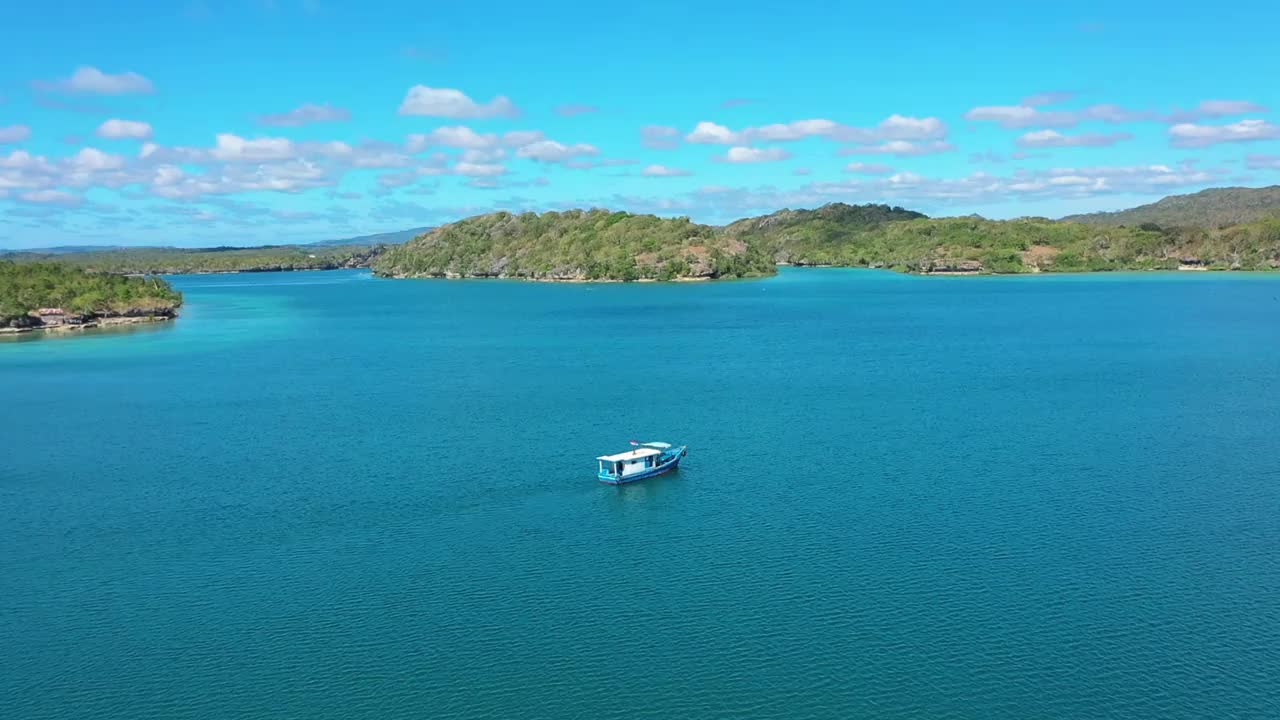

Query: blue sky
<box><xmin>3</xmin><ymin>0</ymin><xmax>1280</xmax><ymax>248</ymax></box>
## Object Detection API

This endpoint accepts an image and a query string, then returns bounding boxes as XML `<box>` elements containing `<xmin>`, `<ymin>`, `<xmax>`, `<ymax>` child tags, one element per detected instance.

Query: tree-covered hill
<box><xmin>723</xmin><ymin>202</ymin><xmax>928</xmax><ymax>263</ymax></box>
<box><xmin>725</xmin><ymin>214</ymin><xmax>1280</xmax><ymax>273</ymax></box>
<box><xmin>1062</xmin><ymin>186</ymin><xmax>1280</xmax><ymax>228</ymax></box>
<box><xmin>1</xmin><ymin>262</ymin><xmax>182</xmax><ymax>330</ymax></box>
<box><xmin>372</xmin><ymin>209</ymin><xmax>775</xmax><ymax>281</ymax></box>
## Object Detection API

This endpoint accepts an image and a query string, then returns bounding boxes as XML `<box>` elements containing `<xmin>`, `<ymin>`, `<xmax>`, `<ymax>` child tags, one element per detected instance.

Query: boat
<box><xmin>596</xmin><ymin>441</ymin><xmax>687</xmax><ymax>485</ymax></box>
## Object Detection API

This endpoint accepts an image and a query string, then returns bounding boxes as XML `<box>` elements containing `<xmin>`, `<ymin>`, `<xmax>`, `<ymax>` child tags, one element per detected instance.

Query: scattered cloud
<box><xmin>718</xmin><ymin>146</ymin><xmax>791</xmax><ymax>163</ymax></box>
<box><xmin>1016</xmin><ymin>129</ymin><xmax>1132</xmax><ymax>148</ymax></box>
<box><xmin>0</xmin><ymin>125</ymin><xmax>31</xmax><ymax>144</ymax></box>
<box><xmin>641</xmin><ymin>125</ymin><xmax>680</xmax><ymax>150</ymax></box>
<box><xmin>210</xmin><ymin>134</ymin><xmax>297</xmax><ymax>162</ymax></box>
<box><xmin>555</xmin><ymin>104</ymin><xmax>598</xmax><ymax>117</ymax></box>
<box><xmin>398</xmin><ymin>86</ymin><xmax>519</xmax><ymax>118</ymax></box>
<box><xmin>96</xmin><ymin>119</ymin><xmax>154</xmax><ymax>140</ymax></box>
<box><xmin>844</xmin><ymin>162</ymin><xmax>894</xmax><ymax>175</ymax></box>
<box><xmin>34</xmin><ymin>66</ymin><xmax>155</xmax><ymax>95</ymax></box>
<box><xmin>581</xmin><ymin>162</ymin><xmax>1228</xmax><ymax>222</ymax></box>
<box><xmin>515</xmin><ymin>140</ymin><xmax>599</xmax><ymax>163</ymax></box>
<box><xmin>1166</xmin><ymin>100</ymin><xmax>1268</xmax><ymax>123</ymax></box>
<box><xmin>640</xmin><ymin>164</ymin><xmax>691</xmax><ymax>177</ymax></box>
<box><xmin>1245</xmin><ymin>154</ymin><xmax>1280</xmax><ymax>170</ymax></box>
<box><xmin>452</xmin><ymin>162</ymin><xmax>508</xmax><ymax>177</ymax></box>
<box><xmin>968</xmin><ymin>98</ymin><xmax>1268</xmax><ymax>129</ymax></box>
<box><xmin>1169</xmin><ymin>119</ymin><xmax>1280</xmax><ymax>147</ymax></box>
<box><xmin>18</xmin><ymin>189</ymin><xmax>83</xmax><ymax>207</ymax></box>
<box><xmin>840</xmin><ymin>140</ymin><xmax>955</xmax><ymax>157</ymax></box>
<box><xmin>686</xmin><ymin>114</ymin><xmax>948</xmax><ymax>145</ymax></box>
<box><xmin>258</xmin><ymin>103</ymin><xmax>350</xmax><ymax>126</ymax></box>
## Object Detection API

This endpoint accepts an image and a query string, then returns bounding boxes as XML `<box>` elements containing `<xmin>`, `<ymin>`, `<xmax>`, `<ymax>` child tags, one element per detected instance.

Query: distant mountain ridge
<box><xmin>2</xmin><ymin>227</ymin><xmax>428</xmax><ymax>255</ymax></box>
<box><xmin>306</xmin><ymin>227</ymin><xmax>432</xmax><ymax>247</ymax></box>
<box><xmin>1063</xmin><ymin>186</ymin><xmax>1280</xmax><ymax>228</ymax></box>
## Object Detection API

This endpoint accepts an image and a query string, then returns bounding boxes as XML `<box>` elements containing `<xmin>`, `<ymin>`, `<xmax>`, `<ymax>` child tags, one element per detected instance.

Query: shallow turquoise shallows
<box><xmin>3</xmin><ymin>268</ymin><xmax>1279</xmax><ymax>720</ymax></box>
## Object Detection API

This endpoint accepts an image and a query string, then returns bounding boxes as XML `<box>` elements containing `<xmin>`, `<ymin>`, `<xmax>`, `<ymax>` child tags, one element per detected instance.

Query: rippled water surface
<box><xmin>3</xmin><ymin>268</ymin><xmax>1279</xmax><ymax>719</ymax></box>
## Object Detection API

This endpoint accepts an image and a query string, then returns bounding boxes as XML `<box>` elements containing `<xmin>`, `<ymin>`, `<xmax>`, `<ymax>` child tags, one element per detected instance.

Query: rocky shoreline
<box><xmin>0</xmin><ymin>310</ymin><xmax>178</xmax><ymax>335</ymax></box>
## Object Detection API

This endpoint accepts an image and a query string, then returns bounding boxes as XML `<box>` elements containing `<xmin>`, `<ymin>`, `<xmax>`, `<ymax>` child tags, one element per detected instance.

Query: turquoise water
<box><xmin>3</xmin><ymin>268</ymin><xmax>1279</xmax><ymax>719</ymax></box>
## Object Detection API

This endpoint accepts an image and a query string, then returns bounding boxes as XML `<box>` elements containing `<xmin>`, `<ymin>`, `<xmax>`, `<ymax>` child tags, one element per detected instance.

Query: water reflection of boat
<box><xmin>596</xmin><ymin>441</ymin><xmax>687</xmax><ymax>485</ymax></box>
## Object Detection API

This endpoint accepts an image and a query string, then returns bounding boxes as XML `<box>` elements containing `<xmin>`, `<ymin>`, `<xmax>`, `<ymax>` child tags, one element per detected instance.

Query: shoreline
<box><xmin>0</xmin><ymin>314</ymin><xmax>176</xmax><ymax>336</ymax></box>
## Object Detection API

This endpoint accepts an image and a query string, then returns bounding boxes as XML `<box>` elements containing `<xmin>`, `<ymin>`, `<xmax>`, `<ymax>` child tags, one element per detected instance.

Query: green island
<box><xmin>5</xmin><ymin>187</ymin><xmax>1280</xmax><ymax>290</ymax></box>
<box><xmin>1</xmin><ymin>262</ymin><xmax>183</xmax><ymax>334</ymax></box>
<box><xmin>374</xmin><ymin>187</ymin><xmax>1280</xmax><ymax>280</ymax></box>
<box><xmin>372</xmin><ymin>209</ymin><xmax>775</xmax><ymax>281</ymax></box>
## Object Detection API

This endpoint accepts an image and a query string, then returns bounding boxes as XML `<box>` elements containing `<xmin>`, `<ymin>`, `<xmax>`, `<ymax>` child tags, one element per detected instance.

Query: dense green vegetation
<box><xmin>1</xmin><ymin>261</ymin><xmax>182</xmax><ymax>327</ymax></box>
<box><xmin>8</xmin><ymin>189</ymin><xmax>1280</xmax><ymax>290</ymax></box>
<box><xmin>1063</xmin><ymin>185</ymin><xmax>1280</xmax><ymax>228</ymax></box>
<box><xmin>724</xmin><ymin>202</ymin><xmax>927</xmax><ymax>264</ymax></box>
<box><xmin>726</xmin><ymin>213</ymin><xmax>1280</xmax><ymax>273</ymax></box>
<box><xmin>1</xmin><ymin>244</ymin><xmax>385</xmax><ymax>275</ymax></box>
<box><xmin>373</xmin><ymin>209</ymin><xmax>776</xmax><ymax>281</ymax></box>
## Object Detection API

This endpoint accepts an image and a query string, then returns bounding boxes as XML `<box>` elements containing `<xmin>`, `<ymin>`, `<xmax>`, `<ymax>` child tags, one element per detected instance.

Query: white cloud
<box><xmin>687</xmin><ymin>121</ymin><xmax>740</xmax><ymax>144</ymax></box>
<box><xmin>1169</xmin><ymin>119</ymin><xmax>1280</xmax><ymax>147</ymax></box>
<box><xmin>502</xmin><ymin>130</ymin><xmax>545</xmax><ymax>147</ymax></box>
<box><xmin>968</xmin><ymin>98</ymin><xmax>1268</xmax><ymax>129</ymax></box>
<box><xmin>70</xmin><ymin>147</ymin><xmax>126</xmax><ymax>172</ymax></box>
<box><xmin>640</xmin><ymin>164</ymin><xmax>691</xmax><ymax>177</ymax></box>
<box><xmin>18</xmin><ymin>189</ymin><xmax>82</xmax><ymax>206</ymax></box>
<box><xmin>210</xmin><ymin>133</ymin><xmax>296</xmax><ymax>162</ymax></box>
<box><xmin>0</xmin><ymin>125</ymin><xmax>31</xmax><ymax>144</ymax></box>
<box><xmin>589</xmin><ymin>162</ymin><xmax>1228</xmax><ymax>222</ymax></box>
<box><xmin>687</xmin><ymin>114</ymin><xmax>948</xmax><ymax>146</ymax></box>
<box><xmin>406</xmin><ymin>128</ymin><xmax>548</xmax><ymax>154</ymax></box>
<box><xmin>871</xmin><ymin>114</ymin><xmax>948</xmax><ymax>141</ymax></box>
<box><xmin>1166</xmin><ymin>100</ymin><xmax>1268</xmax><ymax>123</ymax></box>
<box><xmin>397</xmin><ymin>86</ymin><xmax>519</xmax><ymax>118</ymax></box>
<box><xmin>515</xmin><ymin>140</ymin><xmax>599</xmax><ymax>163</ymax></box>
<box><xmin>1245</xmin><ymin>154</ymin><xmax>1280</xmax><ymax>170</ymax></box>
<box><xmin>452</xmin><ymin>162</ymin><xmax>508</xmax><ymax>176</ymax></box>
<box><xmin>96</xmin><ymin>119</ymin><xmax>154</xmax><ymax>140</ymax></box>
<box><xmin>719</xmin><ymin>146</ymin><xmax>791</xmax><ymax>163</ymax></box>
<box><xmin>964</xmin><ymin>105</ymin><xmax>1077</xmax><ymax>128</ymax></box>
<box><xmin>844</xmin><ymin>162</ymin><xmax>894</xmax><ymax>175</ymax></box>
<box><xmin>1016</xmin><ymin>129</ymin><xmax>1132</xmax><ymax>148</ymax></box>
<box><xmin>453</xmin><ymin>148</ymin><xmax>498</xmax><ymax>165</ymax></box>
<box><xmin>840</xmin><ymin>140</ymin><xmax>955</xmax><ymax>157</ymax></box>
<box><xmin>257</xmin><ymin>103</ymin><xmax>350</xmax><ymax>126</ymax></box>
<box><xmin>36</xmin><ymin>66</ymin><xmax>155</xmax><ymax>95</ymax></box>
<box><xmin>750</xmin><ymin>119</ymin><xmax>839</xmax><ymax>141</ymax></box>
<box><xmin>409</xmin><ymin>125</ymin><xmax>499</xmax><ymax>150</ymax></box>
<box><xmin>641</xmin><ymin>125</ymin><xmax>680</xmax><ymax>150</ymax></box>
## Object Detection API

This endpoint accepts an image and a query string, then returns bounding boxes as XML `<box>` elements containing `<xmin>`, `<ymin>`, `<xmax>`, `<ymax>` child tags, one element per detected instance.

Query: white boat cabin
<box><xmin>597</xmin><ymin>447</ymin><xmax>663</xmax><ymax>478</ymax></box>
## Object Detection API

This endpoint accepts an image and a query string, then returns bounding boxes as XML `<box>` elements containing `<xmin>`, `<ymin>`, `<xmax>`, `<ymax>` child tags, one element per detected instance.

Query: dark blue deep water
<box><xmin>3</xmin><ymin>268</ymin><xmax>1279</xmax><ymax>719</ymax></box>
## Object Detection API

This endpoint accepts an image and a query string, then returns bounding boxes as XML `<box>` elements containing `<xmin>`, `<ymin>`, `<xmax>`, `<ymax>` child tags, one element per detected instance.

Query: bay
<box><xmin>3</xmin><ymin>268</ymin><xmax>1279</xmax><ymax>719</ymax></box>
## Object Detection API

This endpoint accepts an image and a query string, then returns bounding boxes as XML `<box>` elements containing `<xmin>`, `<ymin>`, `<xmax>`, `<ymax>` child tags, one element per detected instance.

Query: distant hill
<box><xmin>1063</xmin><ymin>186</ymin><xmax>1280</xmax><ymax>228</ymax></box>
<box><xmin>4</xmin><ymin>245</ymin><xmax>387</xmax><ymax>275</ymax></box>
<box><xmin>1</xmin><ymin>226</ymin><xmax>428</xmax><ymax>255</ymax></box>
<box><xmin>307</xmin><ymin>227</ymin><xmax>431</xmax><ymax>247</ymax></box>
<box><xmin>372</xmin><ymin>209</ymin><xmax>774</xmax><ymax>281</ymax></box>
<box><xmin>723</xmin><ymin>202</ymin><xmax>927</xmax><ymax>263</ymax></box>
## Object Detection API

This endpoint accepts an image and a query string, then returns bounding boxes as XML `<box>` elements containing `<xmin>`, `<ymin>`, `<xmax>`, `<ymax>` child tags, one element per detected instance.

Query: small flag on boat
<box><xmin>629</xmin><ymin>440</ymin><xmax>640</xmax><ymax>446</ymax></box>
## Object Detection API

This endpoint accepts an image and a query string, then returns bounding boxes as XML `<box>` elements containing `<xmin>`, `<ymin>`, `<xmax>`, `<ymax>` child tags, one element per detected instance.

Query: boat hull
<box><xmin>598</xmin><ymin>453</ymin><xmax>683</xmax><ymax>485</ymax></box>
